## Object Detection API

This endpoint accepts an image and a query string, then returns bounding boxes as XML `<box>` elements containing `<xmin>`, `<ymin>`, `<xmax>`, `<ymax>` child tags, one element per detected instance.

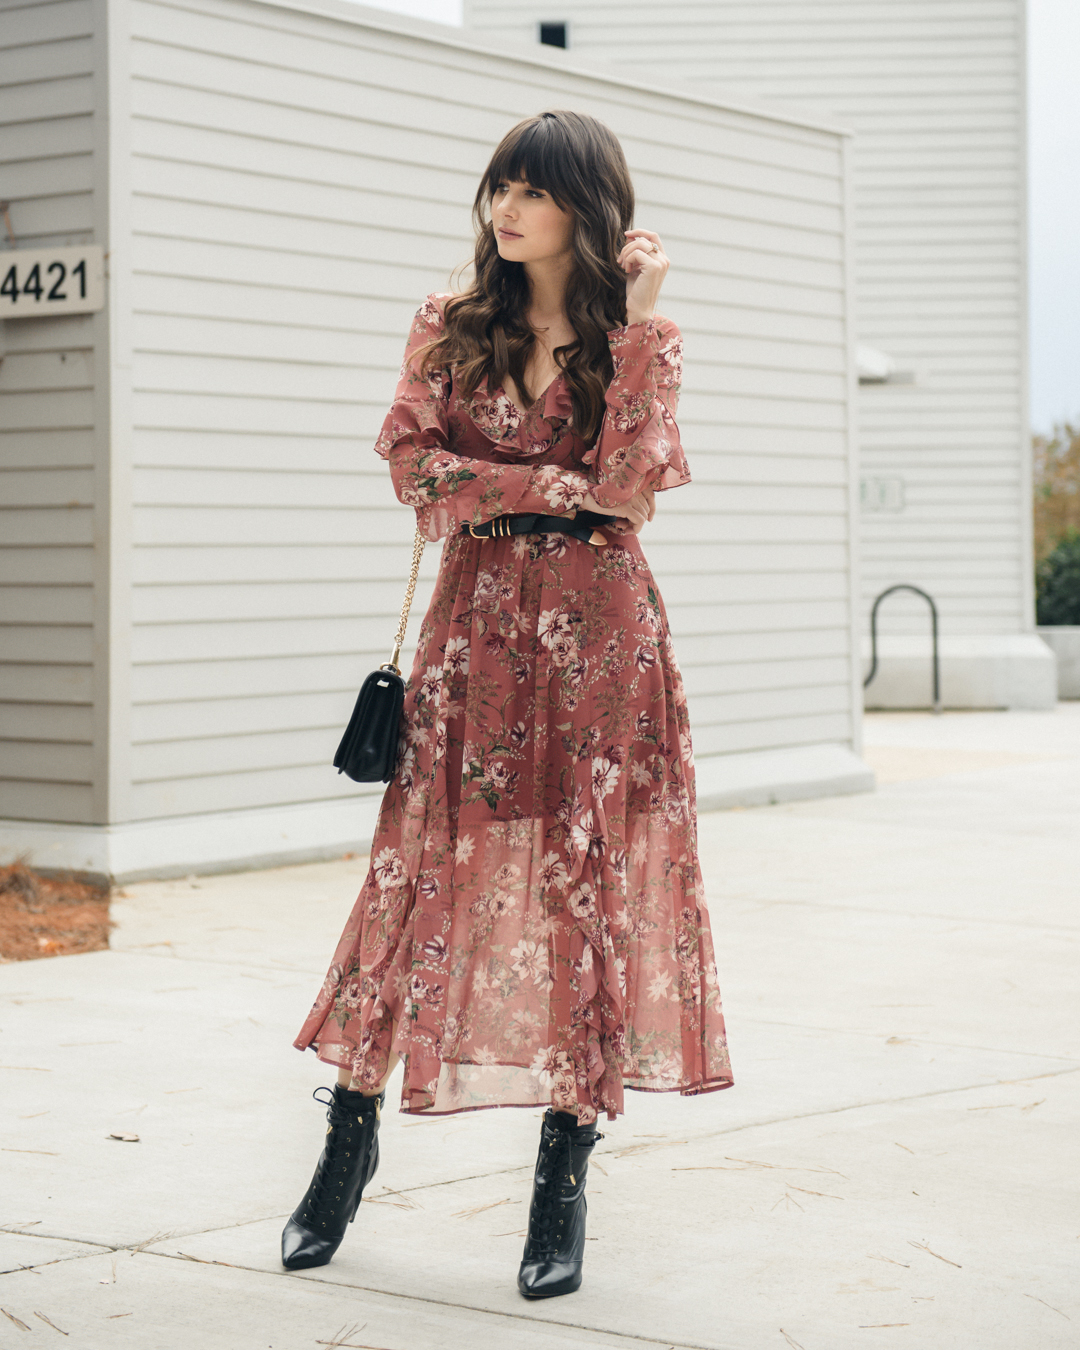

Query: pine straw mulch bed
<box><xmin>0</xmin><ymin>861</ymin><xmax>112</xmax><ymax>963</ymax></box>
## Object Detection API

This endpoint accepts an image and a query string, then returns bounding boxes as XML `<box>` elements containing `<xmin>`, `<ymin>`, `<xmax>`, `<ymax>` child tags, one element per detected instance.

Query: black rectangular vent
<box><xmin>539</xmin><ymin>22</ymin><xmax>567</xmax><ymax>48</ymax></box>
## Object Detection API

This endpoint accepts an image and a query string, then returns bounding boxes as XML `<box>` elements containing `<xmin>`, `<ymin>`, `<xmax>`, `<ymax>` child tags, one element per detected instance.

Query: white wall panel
<box><xmin>0</xmin><ymin>0</ymin><xmax>101</xmax><ymax>823</ymax></box>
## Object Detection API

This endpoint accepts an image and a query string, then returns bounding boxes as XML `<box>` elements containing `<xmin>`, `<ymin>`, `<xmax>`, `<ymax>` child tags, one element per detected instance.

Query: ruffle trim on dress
<box><xmin>580</xmin><ymin>317</ymin><xmax>689</xmax><ymax>504</ymax></box>
<box><xmin>459</xmin><ymin>372</ymin><xmax>574</xmax><ymax>459</ymax></box>
<box><xmin>549</xmin><ymin>690</ymin><xmax>695</xmax><ymax>1117</ymax></box>
<box><xmin>583</xmin><ymin>404</ymin><xmax>692</xmax><ymax>506</ymax></box>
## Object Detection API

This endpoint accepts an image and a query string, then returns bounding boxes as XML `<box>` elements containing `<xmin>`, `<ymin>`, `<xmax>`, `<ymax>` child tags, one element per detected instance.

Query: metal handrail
<box><xmin>863</xmin><ymin>584</ymin><xmax>942</xmax><ymax>714</ymax></box>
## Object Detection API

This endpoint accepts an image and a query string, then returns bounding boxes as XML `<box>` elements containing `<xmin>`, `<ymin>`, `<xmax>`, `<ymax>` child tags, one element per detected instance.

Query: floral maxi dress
<box><xmin>295</xmin><ymin>293</ymin><xmax>733</xmax><ymax>1120</ymax></box>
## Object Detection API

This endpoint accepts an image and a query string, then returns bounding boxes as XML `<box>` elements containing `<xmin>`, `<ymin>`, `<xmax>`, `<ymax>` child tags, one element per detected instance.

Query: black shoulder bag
<box><xmin>333</xmin><ymin>527</ymin><xmax>427</xmax><ymax>783</ymax></box>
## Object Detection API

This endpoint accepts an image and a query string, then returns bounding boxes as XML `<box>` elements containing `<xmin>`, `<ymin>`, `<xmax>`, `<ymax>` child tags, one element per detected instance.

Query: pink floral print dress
<box><xmin>295</xmin><ymin>293</ymin><xmax>733</xmax><ymax>1120</ymax></box>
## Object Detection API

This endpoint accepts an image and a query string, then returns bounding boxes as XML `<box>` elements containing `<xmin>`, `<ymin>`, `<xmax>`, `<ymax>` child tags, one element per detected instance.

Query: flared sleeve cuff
<box><xmin>581</xmin><ymin>316</ymin><xmax>690</xmax><ymax>508</ymax></box>
<box><xmin>384</xmin><ymin>432</ymin><xmax>592</xmax><ymax>543</ymax></box>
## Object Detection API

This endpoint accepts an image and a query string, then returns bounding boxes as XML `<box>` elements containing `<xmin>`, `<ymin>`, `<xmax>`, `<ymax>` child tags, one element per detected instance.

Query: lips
<box><xmin>497</xmin><ymin>228</ymin><xmax>522</xmax><ymax>239</ymax></box>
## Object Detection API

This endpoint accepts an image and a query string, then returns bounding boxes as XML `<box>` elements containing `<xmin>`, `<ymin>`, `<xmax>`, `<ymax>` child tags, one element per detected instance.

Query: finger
<box><xmin>620</xmin><ymin>248</ymin><xmax>662</xmax><ymax>274</ymax></box>
<box><xmin>621</xmin><ymin>234</ymin><xmax>661</xmax><ymax>255</ymax></box>
<box><xmin>622</xmin><ymin>231</ymin><xmax>664</xmax><ymax>256</ymax></box>
<box><xmin>618</xmin><ymin>238</ymin><xmax>662</xmax><ymax>264</ymax></box>
<box><xmin>621</xmin><ymin>255</ymin><xmax>667</xmax><ymax>279</ymax></box>
<box><xmin>619</xmin><ymin>238</ymin><xmax>660</xmax><ymax>260</ymax></box>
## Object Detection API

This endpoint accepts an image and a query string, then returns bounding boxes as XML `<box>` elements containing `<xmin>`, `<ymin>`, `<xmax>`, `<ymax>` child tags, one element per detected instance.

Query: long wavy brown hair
<box><xmin>418</xmin><ymin>110</ymin><xmax>635</xmax><ymax>445</ymax></box>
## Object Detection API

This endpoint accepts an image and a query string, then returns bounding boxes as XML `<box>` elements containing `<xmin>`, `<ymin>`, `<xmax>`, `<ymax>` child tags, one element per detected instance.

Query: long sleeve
<box><xmin>375</xmin><ymin>295</ymin><xmax>591</xmax><ymax>542</ymax></box>
<box><xmin>582</xmin><ymin>317</ymin><xmax>690</xmax><ymax>508</ymax></box>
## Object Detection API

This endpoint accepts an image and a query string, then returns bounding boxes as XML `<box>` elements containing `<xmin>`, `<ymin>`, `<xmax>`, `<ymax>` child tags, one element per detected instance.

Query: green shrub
<box><xmin>1033</xmin><ymin>422</ymin><xmax>1080</xmax><ymax>559</ymax></box>
<box><xmin>1036</xmin><ymin>529</ymin><xmax>1080</xmax><ymax>625</ymax></box>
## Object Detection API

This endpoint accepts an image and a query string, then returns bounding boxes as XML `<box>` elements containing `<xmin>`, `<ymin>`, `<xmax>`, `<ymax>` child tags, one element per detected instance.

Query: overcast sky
<box><xmin>364</xmin><ymin>0</ymin><xmax>1079</xmax><ymax>432</ymax></box>
<box><xmin>1028</xmin><ymin>0</ymin><xmax>1080</xmax><ymax>431</ymax></box>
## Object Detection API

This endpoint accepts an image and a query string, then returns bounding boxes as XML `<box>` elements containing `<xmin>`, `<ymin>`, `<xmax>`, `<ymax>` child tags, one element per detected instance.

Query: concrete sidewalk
<box><xmin>2</xmin><ymin>708</ymin><xmax>1078</xmax><ymax>1349</ymax></box>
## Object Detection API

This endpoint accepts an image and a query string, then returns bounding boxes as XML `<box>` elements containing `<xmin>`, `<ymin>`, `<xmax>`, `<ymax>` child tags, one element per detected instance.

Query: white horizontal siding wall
<box><xmin>114</xmin><ymin>0</ymin><xmax>857</xmax><ymax>821</ymax></box>
<box><xmin>0</xmin><ymin>0</ymin><xmax>104</xmax><ymax>824</ymax></box>
<box><xmin>465</xmin><ymin>0</ymin><xmax>1030</xmax><ymax>642</ymax></box>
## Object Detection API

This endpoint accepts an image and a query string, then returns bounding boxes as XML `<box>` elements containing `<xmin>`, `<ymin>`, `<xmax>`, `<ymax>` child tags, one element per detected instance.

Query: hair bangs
<box><xmin>485</xmin><ymin>116</ymin><xmax>570</xmax><ymax>209</ymax></box>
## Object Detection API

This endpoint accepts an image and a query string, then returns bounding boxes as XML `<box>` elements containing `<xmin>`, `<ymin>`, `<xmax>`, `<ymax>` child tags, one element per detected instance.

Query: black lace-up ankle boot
<box><xmin>518</xmin><ymin>1108</ymin><xmax>604</xmax><ymax>1298</ymax></box>
<box><xmin>281</xmin><ymin>1085</ymin><xmax>384</xmax><ymax>1271</ymax></box>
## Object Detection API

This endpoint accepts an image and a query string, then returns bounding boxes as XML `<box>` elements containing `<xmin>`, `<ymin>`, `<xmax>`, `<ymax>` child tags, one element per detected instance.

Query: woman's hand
<box><xmin>581</xmin><ymin>487</ymin><xmax>656</xmax><ymax>536</ymax></box>
<box><xmin>618</xmin><ymin>229</ymin><xmax>669</xmax><ymax>326</ymax></box>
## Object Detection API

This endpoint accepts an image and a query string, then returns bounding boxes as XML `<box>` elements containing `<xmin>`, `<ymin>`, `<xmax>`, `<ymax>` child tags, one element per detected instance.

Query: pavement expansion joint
<box><xmin>357</xmin><ymin>1161</ymin><xmax>535</xmax><ymax>1198</ymax></box>
<box><xmin>0</xmin><ymin>1229</ymin><xmax>115</xmax><ymax>1251</ymax></box>
<box><xmin>652</xmin><ymin>1064</ymin><xmax>1080</xmax><ymax>1140</ymax></box>
<box><xmin>1</xmin><ymin>1251</ymin><xmax>111</xmax><ymax>1275</ymax></box>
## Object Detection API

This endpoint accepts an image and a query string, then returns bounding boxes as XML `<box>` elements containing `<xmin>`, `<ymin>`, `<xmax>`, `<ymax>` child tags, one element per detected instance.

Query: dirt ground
<box><xmin>0</xmin><ymin>862</ymin><xmax>111</xmax><ymax>962</ymax></box>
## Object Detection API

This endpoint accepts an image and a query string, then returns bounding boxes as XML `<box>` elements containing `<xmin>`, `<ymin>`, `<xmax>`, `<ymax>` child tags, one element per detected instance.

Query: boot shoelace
<box><xmin>528</xmin><ymin>1126</ymin><xmax>599</xmax><ymax>1257</ymax></box>
<box><xmin>304</xmin><ymin>1090</ymin><xmax>370</xmax><ymax>1220</ymax></box>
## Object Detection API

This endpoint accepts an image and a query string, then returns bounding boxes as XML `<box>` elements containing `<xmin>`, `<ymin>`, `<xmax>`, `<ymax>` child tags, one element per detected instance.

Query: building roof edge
<box><xmin>208</xmin><ymin>0</ymin><xmax>854</xmax><ymax>138</ymax></box>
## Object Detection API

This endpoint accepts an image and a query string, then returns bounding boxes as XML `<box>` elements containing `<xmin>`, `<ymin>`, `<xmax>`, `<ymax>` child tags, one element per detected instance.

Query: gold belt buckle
<box><xmin>469</xmin><ymin>516</ymin><xmax>513</xmax><ymax>539</ymax></box>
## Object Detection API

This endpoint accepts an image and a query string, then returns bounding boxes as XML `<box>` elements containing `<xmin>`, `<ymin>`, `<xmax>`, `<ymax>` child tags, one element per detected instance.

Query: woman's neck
<box><xmin>524</xmin><ymin>252</ymin><xmax>573</xmax><ymax>329</ymax></box>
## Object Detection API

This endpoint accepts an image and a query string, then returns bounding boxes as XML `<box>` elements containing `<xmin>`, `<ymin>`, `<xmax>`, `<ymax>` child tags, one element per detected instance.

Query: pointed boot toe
<box><xmin>517</xmin><ymin>1255</ymin><xmax>583</xmax><ymax>1299</ymax></box>
<box><xmin>281</xmin><ymin>1215</ymin><xmax>335</xmax><ymax>1271</ymax></box>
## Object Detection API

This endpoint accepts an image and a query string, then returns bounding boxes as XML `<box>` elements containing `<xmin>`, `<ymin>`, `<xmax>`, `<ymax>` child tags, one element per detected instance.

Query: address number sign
<box><xmin>0</xmin><ymin>245</ymin><xmax>105</xmax><ymax>319</ymax></box>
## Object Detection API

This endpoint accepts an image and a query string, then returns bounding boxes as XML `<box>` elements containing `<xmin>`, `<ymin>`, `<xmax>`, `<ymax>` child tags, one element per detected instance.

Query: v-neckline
<box><xmin>497</xmin><ymin>371</ymin><xmax>563</xmax><ymax>419</ymax></box>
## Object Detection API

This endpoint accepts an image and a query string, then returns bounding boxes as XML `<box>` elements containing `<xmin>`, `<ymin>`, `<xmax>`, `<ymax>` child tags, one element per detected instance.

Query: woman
<box><xmin>284</xmin><ymin>109</ymin><xmax>732</xmax><ymax>1298</ymax></box>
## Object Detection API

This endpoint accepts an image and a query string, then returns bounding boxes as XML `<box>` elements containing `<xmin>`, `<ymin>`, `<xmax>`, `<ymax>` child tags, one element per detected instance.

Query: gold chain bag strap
<box><xmin>388</xmin><ymin>526</ymin><xmax>426</xmax><ymax>672</ymax></box>
<box><xmin>333</xmin><ymin>526</ymin><xmax>427</xmax><ymax>783</ymax></box>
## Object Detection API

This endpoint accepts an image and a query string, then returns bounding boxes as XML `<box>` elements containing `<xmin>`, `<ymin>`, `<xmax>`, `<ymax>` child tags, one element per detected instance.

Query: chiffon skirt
<box><xmin>294</xmin><ymin>527</ymin><xmax>732</xmax><ymax>1119</ymax></box>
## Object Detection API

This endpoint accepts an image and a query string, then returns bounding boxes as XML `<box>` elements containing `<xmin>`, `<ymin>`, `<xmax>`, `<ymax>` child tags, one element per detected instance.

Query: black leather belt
<box><xmin>461</xmin><ymin>509</ymin><xmax>611</xmax><ymax>545</ymax></box>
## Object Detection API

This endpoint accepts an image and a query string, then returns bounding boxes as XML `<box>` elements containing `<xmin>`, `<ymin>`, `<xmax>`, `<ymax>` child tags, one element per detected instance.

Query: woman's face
<box><xmin>491</xmin><ymin>179</ymin><xmax>574</xmax><ymax>266</ymax></box>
